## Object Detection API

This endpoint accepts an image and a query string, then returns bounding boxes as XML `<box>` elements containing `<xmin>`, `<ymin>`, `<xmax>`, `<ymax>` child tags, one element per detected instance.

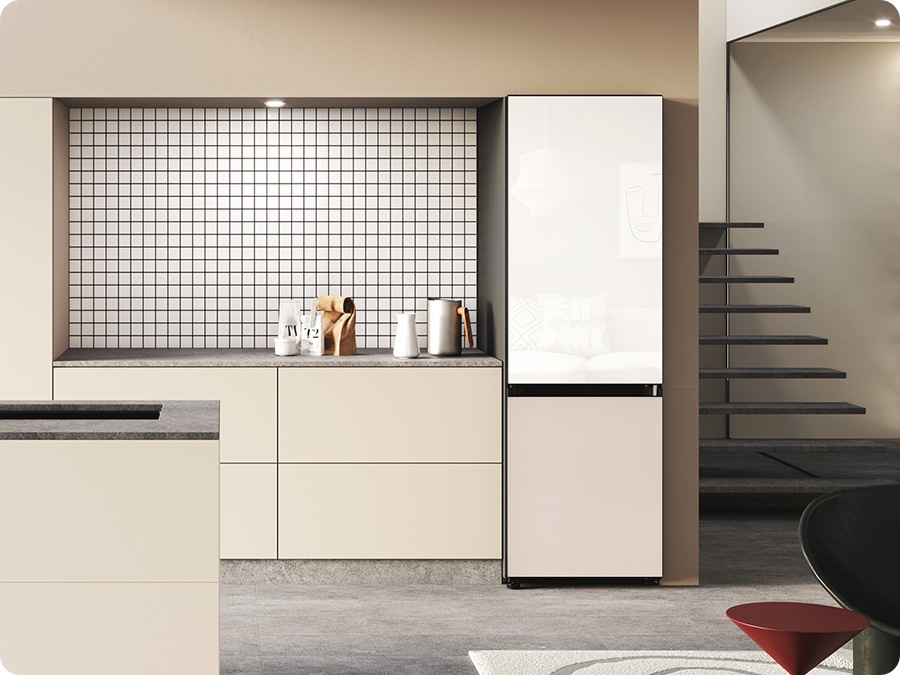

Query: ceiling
<box><xmin>741</xmin><ymin>0</ymin><xmax>900</xmax><ymax>42</ymax></box>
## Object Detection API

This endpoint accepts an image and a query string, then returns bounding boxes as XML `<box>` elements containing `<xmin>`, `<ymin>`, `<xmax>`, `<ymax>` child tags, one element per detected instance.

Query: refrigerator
<box><xmin>504</xmin><ymin>95</ymin><xmax>663</xmax><ymax>586</ymax></box>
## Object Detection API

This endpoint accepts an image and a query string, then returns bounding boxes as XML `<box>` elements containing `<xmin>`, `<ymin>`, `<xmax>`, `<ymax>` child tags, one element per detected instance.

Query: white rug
<box><xmin>468</xmin><ymin>649</ymin><xmax>854</xmax><ymax>675</ymax></box>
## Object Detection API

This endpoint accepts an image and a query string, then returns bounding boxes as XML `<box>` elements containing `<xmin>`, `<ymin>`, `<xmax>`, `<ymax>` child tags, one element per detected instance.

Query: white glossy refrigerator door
<box><xmin>506</xmin><ymin>396</ymin><xmax>663</xmax><ymax>578</ymax></box>
<box><xmin>507</xmin><ymin>95</ymin><xmax>662</xmax><ymax>385</ymax></box>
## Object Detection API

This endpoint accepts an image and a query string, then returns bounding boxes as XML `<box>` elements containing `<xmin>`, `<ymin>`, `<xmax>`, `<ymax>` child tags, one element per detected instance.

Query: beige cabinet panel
<box><xmin>0</xmin><ymin>582</ymin><xmax>218</xmax><ymax>675</ymax></box>
<box><xmin>279</xmin><ymin>463</ymin><xmax>501</xmax><ymax>559</ymax></box>
<box><xmin>54</xmin><ymin>367</ymin><xmax>277</xmax><ymax>462</ymax></box>
<box><xmin>279</xmin><ymin>367</ymin><xmax>502</xmax><ymax>462</ymax></box>
<box><xmin>221</xmin><ymin>463</ymin><xmax>277</xmax><ymax>559</ymax></box>
<box><xmin>0</xmin><ymin>440</ymin><xmax>219</xmax><ymax>583</ymax></box>
<box><xmin>507</xmin><ymin>397</ymin><xmax>662</xmax><ymax>578</ymax></box>
<box><xmin>0</xmin><ymin>99</ymin><xmax>54</xmax><ymax>399</ymax></box>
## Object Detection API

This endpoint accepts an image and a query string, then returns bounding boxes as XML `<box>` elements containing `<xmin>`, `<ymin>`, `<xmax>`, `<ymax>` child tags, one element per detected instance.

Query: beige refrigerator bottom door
<box><xmin>506</xmin><ymin>396</ymin><xmax>662</xmax><ymax>578</ymax></box>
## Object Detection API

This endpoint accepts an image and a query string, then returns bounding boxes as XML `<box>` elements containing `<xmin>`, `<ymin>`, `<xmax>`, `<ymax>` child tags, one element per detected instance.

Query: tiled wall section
<box><xmin>68</xmin><ymin>107</ymin><xmax>477</xmax><ymax>348</ymax></box>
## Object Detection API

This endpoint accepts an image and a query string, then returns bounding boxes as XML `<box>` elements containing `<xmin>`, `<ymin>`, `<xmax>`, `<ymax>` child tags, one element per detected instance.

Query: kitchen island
<box><xmin>0</xmin><ymin>400</ymin><xmax>220</xmax><ymax>675</ymax></box>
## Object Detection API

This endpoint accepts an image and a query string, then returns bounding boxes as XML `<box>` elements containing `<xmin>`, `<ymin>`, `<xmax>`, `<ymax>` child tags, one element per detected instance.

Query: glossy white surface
<box><xmin>507</xmin><ymin>96</ymin><xmax>663</xmax><ymax>385</ymax></box>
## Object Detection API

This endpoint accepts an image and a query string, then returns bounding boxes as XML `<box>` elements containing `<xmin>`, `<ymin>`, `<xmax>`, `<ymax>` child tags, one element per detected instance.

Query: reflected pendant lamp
<box><xmin>511</xmin><ymin>100</ymin><xmax>577</xmax><ymax>217</ymax></box>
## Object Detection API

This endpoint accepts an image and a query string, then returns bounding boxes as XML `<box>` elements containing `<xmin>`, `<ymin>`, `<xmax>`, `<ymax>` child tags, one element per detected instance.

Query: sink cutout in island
<box><xmin>0</xmin><ymin>403</ymin><xmax>163</xmax><ymax>420</ymax></box>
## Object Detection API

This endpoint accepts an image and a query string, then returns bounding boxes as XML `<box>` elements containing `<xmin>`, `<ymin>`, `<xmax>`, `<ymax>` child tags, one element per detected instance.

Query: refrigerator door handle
<box><xmin>507</xmin><ymin>383</ymin><xmax>659</xmax><ymax>397</ymax></box>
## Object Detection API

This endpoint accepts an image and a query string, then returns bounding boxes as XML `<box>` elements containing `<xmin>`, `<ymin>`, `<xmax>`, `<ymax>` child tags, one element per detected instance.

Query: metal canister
<box><xmin>427</xmin><ymin>298</ymin><xmax>473</xmax><ymax>356</ymax></box>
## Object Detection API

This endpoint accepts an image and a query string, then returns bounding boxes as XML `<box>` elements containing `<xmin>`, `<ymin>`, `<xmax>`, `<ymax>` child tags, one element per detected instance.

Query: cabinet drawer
<box><xmin>279</xmin><ymin>367</ymin><xmax>502</xmax><ymax>462</ymax></box>
<box><xmin>220</xmin><ymin>463</ymin><xmax>277</xmax><ymax>560</ymax></box>
<box><xmin>0</xmin><ymin>582</ymin><xmax>218</xmax><ymax>675</ymax></box>
<box><xmin>54</xmin><ymin>367</ymin><xmax>277</xmax><ymax>463</ymax></box>
<box><xmin>279</xmin><ymin>463</ymin><xmax>501</xmax><ymax>559</ymax></box>
<box><xmin>0</xmin><ymin>439</ymin><xmax>218</xmax><ymax>583</ymax></box>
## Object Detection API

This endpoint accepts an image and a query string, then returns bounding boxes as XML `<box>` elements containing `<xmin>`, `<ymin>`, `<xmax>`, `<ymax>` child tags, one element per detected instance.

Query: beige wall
<box><xmin>729</xmin><ymin>41</ymin><xmax>900</xmax><ymax>438</ymax></box>
<box><xmin>698</xmin><ymin>1</ymin><xmax>850</xmax><ymax>442</ymax></box>
<box><xmin>698</xmin><ymin>0</ymin><xmax>728</xmax><ymax>440</ymax></box>
<box><xmin>0</xmin><ymin>0</ymin><xmax>698</xmax><ymax>583</ymax></box>
<box><xmin>698</xmin><ymin>0</ymin><xmax>848</xmax><ymax>224</ymax></box>
<box><xmin>0</xmin><ymin>0</ymin><xmax>696</xmax><ymax>99</ymax></box>
<box><xmin>699</xmin><ymin>0</ymin><xmax>728</xmax><ymax>223</ymax></box>
<box><xmin>726</xmin><ymin>0</ymin><xmax>849</xmax><ymax>41</ymax></box>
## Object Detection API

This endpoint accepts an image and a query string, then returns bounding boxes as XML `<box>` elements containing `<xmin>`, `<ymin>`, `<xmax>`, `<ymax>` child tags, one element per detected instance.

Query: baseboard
<box><xmin>221</xmin><ymin>559</ymin><xmax>502</xmax><ymax>585</ymax></box>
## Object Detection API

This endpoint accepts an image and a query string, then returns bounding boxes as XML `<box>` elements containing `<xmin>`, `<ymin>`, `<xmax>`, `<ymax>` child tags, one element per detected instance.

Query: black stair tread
<box><xmin>699</xmin><ymin>248</ymin><xmax>779</xmax><ymax>255</ymax></box>
<box><xmin>699</xmin><ymin>367</ymin><xmax>845</xmax><ymax>379</ymax></box>
<box><xmin>700</xmin><ymin>305</ymin><xmax>811</xmax><ymax>314</ymax></box>
<box><xmin>700</xmin><ymin>438</ymin><xmax>885</xmax><ymax>452</ymax></box>
<box><xmin>700</xmin><ymin>402</ymin><xmax>866</xmax><ymax>415</ymax></box>
<box><xmin>700</xmin><ymin>477</ymin><xmax>895</xmax><ymax>494</ymax></box>
<box><xmin>700</xmin><ymin>275</ymin><xmax>795</xmax><ymax>284</ymax></box>
<box><xmin>699</xmin><ymin>222</ymin><xmax>765</xmax><ymax>229</ymax></box>
<box><xmin>701</xmin><ymin>335</ymin><xmax>828</xmax><ymax>345</ymax></box>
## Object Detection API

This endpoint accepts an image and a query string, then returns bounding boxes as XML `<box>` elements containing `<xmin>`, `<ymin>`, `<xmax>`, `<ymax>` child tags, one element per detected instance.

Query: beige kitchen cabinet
<box><xmin>0</xmin><ymin>439</ymin><xmax>219</xmax><ymax>583</ymax></box>
<box><xmin>52</xmin><ymin>360</ymin><xmax>504</xmax><ymax>560</ymax></box>
<box><xmin>0</xmin><ymin>582</ymin><xmax>218</xmax><ymax>675</ymax></box>
<box><xmin>0</xmin><ymin>98</ymin><xmax>65</xmax><ymax>401</ymax></box>
<box><xmin>220</xmin><ymin>463</ymin><xmax>277</xmax><ymax>559</ymax></box>
<box><xmin>54</xmin><ymin>367</ymin><xmax>277</xmax><ymax>463</ymax></box>
<box><xmin>279</xmin><ymin>463</ymin><xmax>501</xmax><ymax>559</ymax></box>
<box><xmin>278</xmin><ymin>367</ymin><xmax>502</xmax><ymax>463</ymax></box>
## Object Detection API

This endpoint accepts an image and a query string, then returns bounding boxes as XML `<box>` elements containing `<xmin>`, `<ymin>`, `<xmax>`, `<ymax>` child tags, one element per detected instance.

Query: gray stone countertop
<box><xmin>0</xmin><ymin>400</ymin><xmax>219</xmax><ymax>441</ymax></box>
<box><xmin>54</xmin><ymin>348</ymin><xmax>502</xmax><ymax>368</ymax></box>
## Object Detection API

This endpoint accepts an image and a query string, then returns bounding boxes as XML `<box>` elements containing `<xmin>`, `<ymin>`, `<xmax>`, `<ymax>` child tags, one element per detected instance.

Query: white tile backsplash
<box><xmin>68</xmin><ymin>107</ymin><xmax>477</xmax><ymax>349</ymax></box>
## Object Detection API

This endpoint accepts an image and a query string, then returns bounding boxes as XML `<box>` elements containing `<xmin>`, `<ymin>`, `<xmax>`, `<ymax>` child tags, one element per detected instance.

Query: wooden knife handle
<box><xmin>458</xmin><ymin>306</ymin><xmax>473</xmax><ymax>348</ymax></box>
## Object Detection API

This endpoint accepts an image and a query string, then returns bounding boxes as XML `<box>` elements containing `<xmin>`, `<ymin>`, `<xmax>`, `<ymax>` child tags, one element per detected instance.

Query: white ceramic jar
<box><xmin>392</xmin><ymin>312</ymin><xmax>420</xmax><ymax>359</ymax></box>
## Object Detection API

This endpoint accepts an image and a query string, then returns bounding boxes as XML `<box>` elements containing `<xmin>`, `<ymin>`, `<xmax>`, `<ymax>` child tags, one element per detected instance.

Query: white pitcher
<box><xmin>393</xmin><ymin>312</ymin><xmax>420</xmax><ymax>359</ymax></box>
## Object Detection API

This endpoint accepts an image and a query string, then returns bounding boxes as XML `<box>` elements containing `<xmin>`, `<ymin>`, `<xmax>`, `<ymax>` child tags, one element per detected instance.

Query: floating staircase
<box><xmin>699</xmin><ymin>221</ymin><xmax>891</xmax><ymax>501</ymax></box>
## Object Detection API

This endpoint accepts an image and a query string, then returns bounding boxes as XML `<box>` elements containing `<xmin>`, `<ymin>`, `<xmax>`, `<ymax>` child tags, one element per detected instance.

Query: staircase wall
<box><xmin>728</xmin><ymin>41</ymin><xmax>900</xmax><ymax>438</ymax></box>
<box><xmin>725</xmin><ymin>0</ymin><xmax>849</xmax><ymax>41</ymax></box>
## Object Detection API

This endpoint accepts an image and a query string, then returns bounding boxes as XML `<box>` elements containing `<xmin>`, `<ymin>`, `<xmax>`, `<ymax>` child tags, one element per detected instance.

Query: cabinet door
<box><xmin>0</xmin><ymin>99</ymin><xmax>55</xmax><ymax>400</ymax></box>
<box><xmin>279</xmin><ymin>464</ymin><xmax>501</xmax><ymax>559</ymax></box>
<box><xmin>0</xmin><ymin>440</ymin><xmax>218</xmax><ymax>583</ymax></box>
<box><xmin>279</xmin><ymin>367</ymin><xmax>501</xmax><ymax>462</ymax></box>
<box><xmin>220</xmin><ymin>464</ymin><xmax>277</xmax><ymax>560</ymax></box>
<box><xmin>54</xmin><ymin>367</ymin><xmax>277</xmax><ymax>463</ymax></box>
<box><xmin>0</xmin><ymin>582</ymin><xmax>218</xmax><ymax>675</ymax></box>
<box><xmin>507</xmin><ymin>396</ymin><xmax>662</xmax><ymax>578</ymax></box>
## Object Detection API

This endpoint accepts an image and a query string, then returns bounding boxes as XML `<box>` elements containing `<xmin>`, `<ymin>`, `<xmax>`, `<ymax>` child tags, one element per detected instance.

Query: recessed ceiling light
<box><xmin>876</xmin><ymin>18</ymin><xmax>892</xmax><ymax>27</ymax></box>
<box><xmin>264</xmin><ymin>99</ymin><xmax>286</xmax><ymax>108</ymax></box>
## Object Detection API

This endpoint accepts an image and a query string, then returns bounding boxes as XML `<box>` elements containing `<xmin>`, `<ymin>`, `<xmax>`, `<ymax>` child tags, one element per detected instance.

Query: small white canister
<box><xmin>274</xmin><ymin>337</ymin><xmax>299</xmax><ymax>357</ymax></box>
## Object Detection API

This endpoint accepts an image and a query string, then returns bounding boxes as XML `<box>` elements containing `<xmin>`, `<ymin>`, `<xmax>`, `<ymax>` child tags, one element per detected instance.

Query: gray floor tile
<box><xmin>221</xmin><ymin>505</ymin><xmax>852</xmax><ymax>674</ymax></box>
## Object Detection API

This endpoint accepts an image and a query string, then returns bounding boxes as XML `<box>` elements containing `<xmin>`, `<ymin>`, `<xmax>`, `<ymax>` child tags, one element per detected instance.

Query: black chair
<box><xmin>800</xmin><ymin>485</ymin><xmax>900</xmax><ymax>675</ymax></box>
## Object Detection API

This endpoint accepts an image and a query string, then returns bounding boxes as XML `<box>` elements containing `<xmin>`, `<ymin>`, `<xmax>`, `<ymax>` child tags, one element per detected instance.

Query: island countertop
<box><xmin>0</xmin><ymin>400</ymin><xmax>220</xmax><ymax>441</ymax></box>
<box><xmin>54</xmin><ymin>348</ymin><xmax>502</xmax><ymax>368</ymax></box>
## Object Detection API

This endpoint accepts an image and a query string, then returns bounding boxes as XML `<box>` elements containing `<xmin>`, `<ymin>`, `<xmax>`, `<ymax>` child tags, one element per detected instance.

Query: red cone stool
<box><xmin>727</xmin><ymin>602</ymin><xmax>870</xmax><ymax>675</ymax></box>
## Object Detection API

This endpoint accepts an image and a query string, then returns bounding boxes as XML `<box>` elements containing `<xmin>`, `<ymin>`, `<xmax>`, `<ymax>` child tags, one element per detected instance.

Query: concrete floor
<box><xmin>220</xmin><ymin>507</ymin><xmax>835</xmax><ymax>675</ymax></box>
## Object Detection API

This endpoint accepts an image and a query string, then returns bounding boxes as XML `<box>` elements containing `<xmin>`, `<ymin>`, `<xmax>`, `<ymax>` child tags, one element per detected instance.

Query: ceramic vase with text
<box><xmin>393</xmin><ymin>313</ymin><xmax>420</xmax><ymax>359</ymax></box>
